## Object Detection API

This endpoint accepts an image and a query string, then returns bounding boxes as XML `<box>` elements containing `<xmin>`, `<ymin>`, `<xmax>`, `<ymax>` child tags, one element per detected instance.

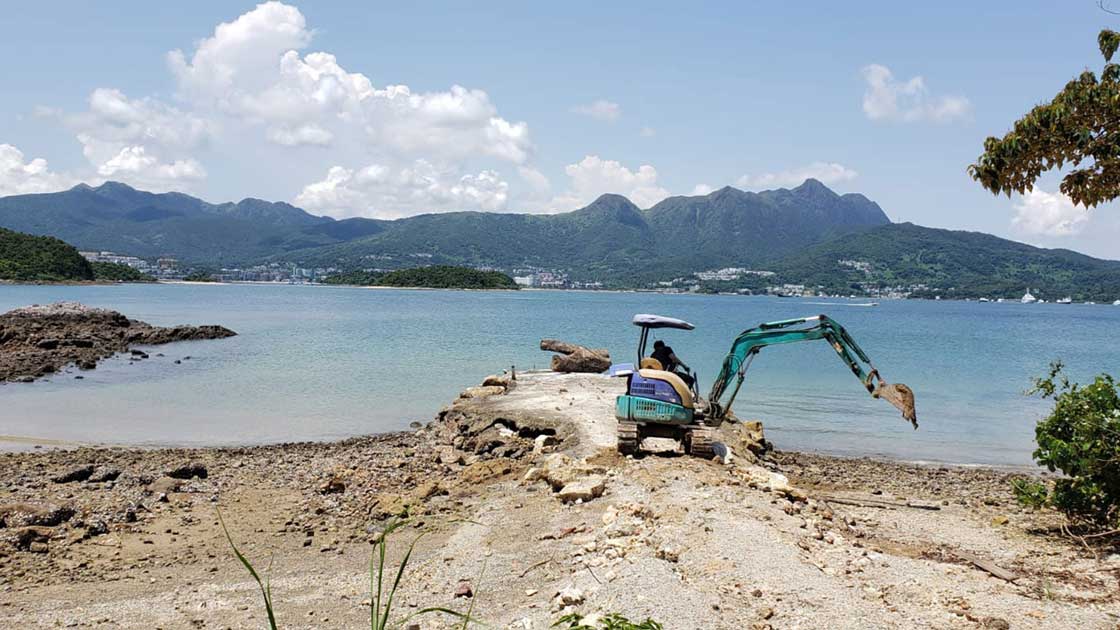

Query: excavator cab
<box><xmin>614</xmin><ymin>314</ymin><xmax>717</xmax><ymax>457</ymax></box>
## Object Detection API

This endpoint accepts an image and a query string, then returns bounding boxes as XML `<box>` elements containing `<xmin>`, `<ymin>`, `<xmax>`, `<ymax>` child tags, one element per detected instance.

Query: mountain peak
<box><xmin>792</xmin><ymin>178</ymin><xmax>838</xmax><ymax>197</ymax></box>
<box><xmin>588</xmin><ymin>193</ymin><xmax>639</xmax><ymax>208</ymax></box>
<box><xmin>95</xmin><ymin>181</ymin><xmax>138</xmax><ymax>193</ymax></box>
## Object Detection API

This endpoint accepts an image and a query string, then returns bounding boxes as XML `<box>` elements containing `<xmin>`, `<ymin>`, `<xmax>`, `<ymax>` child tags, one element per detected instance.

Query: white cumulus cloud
<box><xmin>295</xmin><ymin>160</ymin><xmax>509</xmax><ymax>219</ymax></box>
<box><xmin>571</xmin><ymin>100</ymin><xmax>621</xmax><ymax>122</ymax></box>
<box><xmin>736</xmin><ymin>162</ymin><xmax>858</xmax><ymax>190</ymax></box>
<box><xmin>543</xmin><ymin>155</ymin><xmax>670</xmax><ymax>212</ymax></box>
<box><xmin>52</xmin><ymin>88</ymin><xmax>213</xmax><ymax>190</ymax></box>
<box><xmin>166</xmin><ymin>2</ymin><xmax>531</xmax><ymax>161</ymax></box>
<box><xmin>0</xmin><ymin>144</ymin><xmax>75</xmax><ymax>196</ymax></box>
<box><xmin>1012</xmin><ymin>188</ymin><xmax>1089</xmax><ymax>237</ymax></box>
<box><xmin>97</xmin><ymin>146</ymin><xmax>206</xmax><ymax>191</ymax></box>
<box><xmin>861</xmin><ymin>64</ymin><xmax>970</xmax><ymax>123</ymax></box>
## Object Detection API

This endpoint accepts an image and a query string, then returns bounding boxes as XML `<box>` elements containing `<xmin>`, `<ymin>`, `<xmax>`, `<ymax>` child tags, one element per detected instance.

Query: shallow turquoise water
<box><xmin>1</xmin><ymin>283</ymin><xmax>1117</xmax><ymax>465</ymax></box>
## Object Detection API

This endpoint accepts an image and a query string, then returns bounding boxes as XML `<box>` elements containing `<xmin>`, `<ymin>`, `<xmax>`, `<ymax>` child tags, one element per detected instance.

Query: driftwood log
<box><xmin>541</xmin><ymin>339</ymin><xmax>611</xmax><ymax>373</ymax></box>
<box><xmin>540</xmin><ymin>339</ymin><xmax>609</xmax><ymax>357</ymax></box>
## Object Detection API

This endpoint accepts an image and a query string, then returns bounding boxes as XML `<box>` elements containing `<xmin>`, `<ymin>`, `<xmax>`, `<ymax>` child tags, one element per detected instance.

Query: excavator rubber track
<box><xmin>687</xmin><ymin>426</ymin><xmax>716</xmax><ymax>459</ymax></box>
<box><xmin>617</xmin><ymin>421</ymin><xmax>639</xmax><ymax>455</ymax></box>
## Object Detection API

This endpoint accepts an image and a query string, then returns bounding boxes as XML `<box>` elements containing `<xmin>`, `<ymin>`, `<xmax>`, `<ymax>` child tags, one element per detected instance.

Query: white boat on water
<box><xmin>1057</xmin><ymin>296</ymin><xmax>1073</xmax><ymax>304</ymax></box>
<box><xmin>1021</xmin><ymin>289</ymin><xmax>1038</xmax><ymax>304</ymax></box>
<box><xmin>1114</xmin><ymin>299</ymin><xmax>1120</xmax><ymax>306</ymax></box>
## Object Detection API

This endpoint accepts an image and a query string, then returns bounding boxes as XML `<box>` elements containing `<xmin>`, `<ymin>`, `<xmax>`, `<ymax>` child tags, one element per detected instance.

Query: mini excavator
<box><xmin>613</xmin><ymin>313</ymin><xmax>917</xmax><ymax>457</ymax></box>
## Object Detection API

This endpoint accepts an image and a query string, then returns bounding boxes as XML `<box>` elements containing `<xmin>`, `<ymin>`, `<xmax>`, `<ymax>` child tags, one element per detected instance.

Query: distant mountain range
<box><xmin>0</xmin><ymin>179</ymin><xmax>1117</xmax><ymax>299</ymax></box>
<box><xmin>0</xmin><ymin>179</ymin><xmax>888</xmax><ymax>274</ymax></box>
<box><xmin>0</xmin><ymin>182</ymin><xmax>386</xmax><ymax>265</ymax></box>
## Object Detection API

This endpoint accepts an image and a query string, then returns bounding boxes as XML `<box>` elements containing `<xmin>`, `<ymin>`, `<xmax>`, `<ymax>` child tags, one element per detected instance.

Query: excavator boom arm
<box><xmin>705</xmin><ymin>315</ymin><xmax>917</xmax><ymax>427</ymax></box>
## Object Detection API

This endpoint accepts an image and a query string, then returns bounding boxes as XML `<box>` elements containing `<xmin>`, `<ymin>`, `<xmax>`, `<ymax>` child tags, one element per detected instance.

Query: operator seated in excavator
<box><xmin>649</xmin><ymin>340</ymin><xmax>694</xmax><ymax>389</ymax></box>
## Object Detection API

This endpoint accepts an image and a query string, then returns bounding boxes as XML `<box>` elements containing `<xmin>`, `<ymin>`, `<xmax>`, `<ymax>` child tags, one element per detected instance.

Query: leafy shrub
<box><xmin>91</xmin><ymin>261</ymin><xmax>155</xmax><ymax>282</ymax></box>
<box><xmin>1013</xmin><ymin>362</ymin><xmax>1120</xmax><ymax>530</ymax></box>
<box><xmin>554</xmin><ymin>612</ymin><xmax>664</xmax><ymax>630</ymax></box>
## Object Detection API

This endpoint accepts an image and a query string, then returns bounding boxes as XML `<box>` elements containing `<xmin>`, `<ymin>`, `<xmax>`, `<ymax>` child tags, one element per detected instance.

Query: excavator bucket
<box><xmin>873</xmin><ymin>382</ymin><xmax>918</xmax><ymax>428</ymax></box>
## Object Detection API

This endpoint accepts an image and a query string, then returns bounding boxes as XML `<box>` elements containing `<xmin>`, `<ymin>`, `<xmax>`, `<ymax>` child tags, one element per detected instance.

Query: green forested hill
<box><xmin>3</xmin><ymin>181</ymin><xmax>1118</xmax><ymax>298</ymax></box>
<box><xmin>774</xmin><ymin>223</ymin><xmax>1120</xmax><ymax>300</ymax></box>
<box><xmin>323</xmin><ymin>265</ymin><xmax>518</xmax><ymax>289</ymax></box>
<box><xmin>0</xmin><ymin>227</ymin><xmax>94</xmax><ymax>281</ymax></box>
<box><xmin>0</xmin><ymin>182</ymin><xmax>386</xmax><ymax>265</ymax></box>
<box><xmin>279</xmin><ymin>180</ymin><xmax>891</xmax><ymax>281</ymax></box>
<box><xmin>0</xmin><ymin>179</ymin><xmax>889</xmax><ymax>276</ymax></box>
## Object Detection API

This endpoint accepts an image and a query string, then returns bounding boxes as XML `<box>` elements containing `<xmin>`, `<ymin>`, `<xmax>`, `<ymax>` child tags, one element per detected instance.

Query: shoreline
<box><xmin>0</xmin><ymin>370</ymin><xmax>1114</xmax><ymax>629</ymax></box>
<box><xmin>6</xmin><ymin>280</ymin><xmax>1120</xmax><ymax>304</ymax></box>
<box><xmin>0</xmin><ymin>431</ymin><xmax>1043</xmax><ymax>473</ymax></box>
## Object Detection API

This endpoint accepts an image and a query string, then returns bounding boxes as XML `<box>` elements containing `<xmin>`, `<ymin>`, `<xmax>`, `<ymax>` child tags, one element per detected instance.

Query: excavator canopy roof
<box><xmin>632</xmin><ymin>313</ymin><xmax>695</xmax><ymax>330</ymax></box>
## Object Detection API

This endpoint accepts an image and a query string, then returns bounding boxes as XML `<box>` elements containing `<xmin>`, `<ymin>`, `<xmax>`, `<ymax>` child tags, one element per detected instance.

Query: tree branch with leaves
<box><xmin>969</xmin><ymin>30</ymin><xmax>1120</xmax><ymax>207</ymax></box>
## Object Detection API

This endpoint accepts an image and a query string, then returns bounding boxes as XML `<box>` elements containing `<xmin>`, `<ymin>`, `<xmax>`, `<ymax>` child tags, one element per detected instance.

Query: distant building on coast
<box><xmin>79</xmin><ymin>251</ymin><xmax>153</xmax><ymax>272</ymax></box>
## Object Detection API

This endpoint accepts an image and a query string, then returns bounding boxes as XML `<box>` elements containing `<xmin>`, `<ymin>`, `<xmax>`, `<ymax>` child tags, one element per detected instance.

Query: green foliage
<box><xmin>222</xmin><ymin>516</ymin><xmax>476</xmax><ymax>630</ymax></box>
<box><xmin>184</xmin><ymin>272</ymin><xmax>218</xmax><ymax>282</ymax></box>
<box><xmin>324</xmin><ymin>265</ymin><xmax>519</xmax><ymax>290</ymax></box>
<box><xmin>775</xmin><ymin>222</ymin><xmax>1120</xmax><ymax>300</ymax></box>
<box><xmin>288</xmin><ymin>183</ymin><xmax>889</xmax><ymax>285</ymax></box>
<box><xmin>0</xmin><ymin>227</ymin><xmax>93</xmax><ymax>282</ymax></box>
<box><xmin>1014</xmin><ymin>362</ymin><xmax>1120</xmax><ymax>529</ymax></box>
<box><xmin>554</xmin><ymin>613</ymin><xmax>664</xmax><ymax>630</ymax></box>
<box><xmin>90</xmin><ymin>261</ymin><xmax>155</xmax><ymax>282</ymax></box>
<box><xmin>969</xmin><ymin>29</ymin><xmax>1120</xmax><ymax>207</ymax></box>
<box><xmin>219</xmin><ymin>511</ymin><xmax>278</xmax><ymax>629</ymax></box>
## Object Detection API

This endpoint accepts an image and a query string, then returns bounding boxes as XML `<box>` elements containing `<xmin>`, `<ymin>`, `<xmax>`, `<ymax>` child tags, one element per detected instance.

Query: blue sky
<box><xmin>2</xmin><ymin>1</ymin><xmax>1119</xmax><ymax>258</ymax></box>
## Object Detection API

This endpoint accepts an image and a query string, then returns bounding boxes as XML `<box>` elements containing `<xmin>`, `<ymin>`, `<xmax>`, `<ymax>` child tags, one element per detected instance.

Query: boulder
<box><xmin>148</xmin><ymin>476</ymin><xmax>183</xmax><ymax>494</ymax></box>
<box><xmin>368</xmin><ymin>493</ymin><xmax>411</xmax><ymax>520</ymax></box>
<box><xmin>88</xmin><ymin>466</ymin><xmax>121</xmax><ymax>483</ymax></box>
<box><xmin>319</xmin><ymin>476</ymin><xmax>346</xmax><ymax>494</ymax></box>
<box><xmin>458</xmin><ymin>385</ymin><xmax>507</xmax><ymax>399</ymax></box>
<box><xmin>411</xmin><ymin>481</ymin><xmax>445</xmax><ymax>501</ymax></box>
<box><xmin>481</xmin><ymin>374</ymin><xmax>512</xmax><ymax>389</ymax></box>
<box><xmin>7</xmin><ymin>526</ymin><xmax>53</xmax><ymax>550</ymax></box>
<box><xmin>458</xmin><ymin>460</ymin><xmax>513</xmax><ymax>485</ymax></box>
<box><xmin>434</xmin><ymin>446</ymin><xmax>465</xmax><ymax>466</ymax></box>
<box><xmin>536</xmin><ymin>454</ymin><xmax>607</xmax><ymax>491</ymax></box>
<box><xmin>550</xmin><ymin>348</ymin><xmax>611</xmax><ymax>373</ymax></box>
<box><xmin>51</xmin><ymin>465</ymin><xmax>95</xmax><ymax>484</ymax></box>
<box><xmin>557</xmin><ymin>476</ymin><xmax>607</xmax><ymax>503</ymax></box>
<box><xmin>165</xmin><ymin>463</ymin><xmax>208</xmax><ymax>480</ymax></box>
<box><xmin>0</xmin><ymin>503</ymin><xmax>75</xmax><ymax>528</ymax></box>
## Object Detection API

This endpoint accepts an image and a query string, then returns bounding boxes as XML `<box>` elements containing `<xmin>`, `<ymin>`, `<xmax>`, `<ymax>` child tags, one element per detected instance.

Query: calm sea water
<box><xmin>1</xmin><ymin>284</ymin><xmax>1117</xmax><ymax>465</ymax></box>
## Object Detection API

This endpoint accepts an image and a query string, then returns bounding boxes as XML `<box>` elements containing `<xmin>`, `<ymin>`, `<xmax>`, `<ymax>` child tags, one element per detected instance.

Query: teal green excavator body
<box><xmin>614</xmin><ymin>313</ymin><xmax>917</xmax><ymax>457</ymax></box>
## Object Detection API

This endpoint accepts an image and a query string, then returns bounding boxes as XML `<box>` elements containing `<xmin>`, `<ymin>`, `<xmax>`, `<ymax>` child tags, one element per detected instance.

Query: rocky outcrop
<box><xmin>0</xmin><ymin>302</ymin><xmax>236</xmax><ymax>382</ymax></box>
<box><xmin>541</xmin><ymin>339</ymin><xmax>611</xmax><ymax>373</ymax></box>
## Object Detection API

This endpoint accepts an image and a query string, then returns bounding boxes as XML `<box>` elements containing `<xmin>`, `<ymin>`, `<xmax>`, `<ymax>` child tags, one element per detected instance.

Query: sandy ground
<box><xmin>1</xmin><ymin>371</ymin><xmax>1118</xmax><ymax>629</ymax></box>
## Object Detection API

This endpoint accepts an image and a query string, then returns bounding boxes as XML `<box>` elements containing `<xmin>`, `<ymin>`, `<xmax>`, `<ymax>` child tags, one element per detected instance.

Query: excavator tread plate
<box><xmin>687</xmin><ymin>426</ymin><xmax>716</xmax><ymax>459</ymax></box>
<box><xmin>617</xmin><ymin>421</ymin><xmax>639</xmax><ymax>455</ymax></box>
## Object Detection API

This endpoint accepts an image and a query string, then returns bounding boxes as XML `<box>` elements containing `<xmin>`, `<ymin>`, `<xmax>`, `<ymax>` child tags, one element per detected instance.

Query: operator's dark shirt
<box><xmin>651</xmin><ymin>345</ymin><xmax>676</xmax><ymax>371</ymax></box>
